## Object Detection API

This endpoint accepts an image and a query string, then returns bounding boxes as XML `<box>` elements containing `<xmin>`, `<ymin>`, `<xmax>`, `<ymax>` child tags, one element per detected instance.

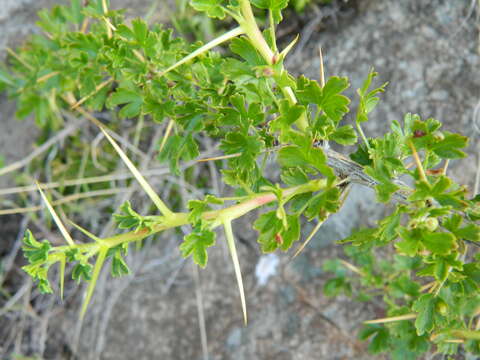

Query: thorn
<box><xmin>364</xmin><ymin>313</ymin><xmax>416</xmax><ymax>324</ymax></box>
<box><xmin>196</xmin><ymin>153</ymin><xmax>241</xmax><ymax>162</ymax></box>
<box><xmin>319</xmin><ymin>46</ymin><xmax>325</xmax><ymax>88</ymax></box>
<box><xmin>291</xmin><ymin>218</ymin><xmax>325</xmax><ymax>259</ymax></box>
<box><xmin>159</xmin><ymin>119</ymin><xmax>175</xmax><ymax>153</ymax></box>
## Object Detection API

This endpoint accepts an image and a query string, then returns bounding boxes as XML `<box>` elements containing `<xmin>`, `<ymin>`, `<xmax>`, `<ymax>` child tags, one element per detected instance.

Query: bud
<box><xmin>262</xmin><ymin>67</ymin><xmax>274</xmax><ymax>77</ymax></box>
<box><xmin>275</xmin><ymin>233</ymin><xmax>283</xmax><ymax>245</ymax></box>
<box><xmin>436</xmin><ymin>300</ymin><xmax>448</xmax><ymax>316</ymax></box>
<box><xmin>432</xmin><ymin>131</ymin><xmax>444</xmax><ymax>141</ymax></box>
<box><xmin>413</xmin><ymin>130</ymin><xmax>426</xmax><ymax>138</ymax></box>
<box><xmin>424</xmin><ymin>217</ymin><xmax>439</xmax><ymax>232</ymax></box>
<box><xmin>407</xmin><ymin>219</ymin><xmax>419</xmax><ymax>230</ymax></box>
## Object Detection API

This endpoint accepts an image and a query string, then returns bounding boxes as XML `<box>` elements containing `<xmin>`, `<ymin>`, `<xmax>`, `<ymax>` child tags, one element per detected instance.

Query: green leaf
<box><xmin>269</xmin><ymin>102</ymin><xmax>305</xmax><ymax>142</ymax></box>
<box><xmin>131</xmin><ymin>18</ymin><xmax>148</xmax><ymax>44</ymax></box>
<box><xmin>324</xmin><ymin>277</ymin><xmax>351</xmax><ymax>296</ymax></box>
<box><xmin>349</xmin><ymin>143</ymin><xmax>372</xmax><ymax>166</ymax></box>
<box><xmin>188</xmin><ymin>199</ymin><xmax>211</xmax><ymax>225</ymax></box>
<box><xmin>251</xmin><ymin>0</ymin><xmax>289</xmax><ymax>23</ymax></box>
<box><xmin>179</xmin><ymin>227</ymin><xmax>216</xmax><ymax>267</ymax></box>
<box><xmin>368</xmin><ymin>327</ymin><xmax>390</xmax><ymax>354</ymax></box>
<box><xmin>412</xmin><ymin>294</ymin><xmax>436</xmax><ymax>335</ymax></box>
<box><xmin>364</xmin><ymin>165</ymin><xmax>399</xmax><ymax>203</ymax></box>
<box><xmin>38</xmin><ymin>278</ymin><xmax>54</xmax><ymax>294</ymax></box>
<box><xmin>278</xmin><ymin>146</ymin><xmax>308</xmax><ymax>168</ymax></box>
<box><xmin>159</xmin><ymin>133</ymin><xmax>200</xmax><ymax>175</ymax></box>
<box><xmin>253</xmin><ymin>211</ymin><xmax>282</xmax><ymax>252</ymax></box>
<box><xmin>22</xmin><ymin>264</ymin><xmax>53</xmax><ymax>293</ymax></box>
<box><xmin>356</xmin><ymin>70</ymin><xmax>388</xmax><ymax>123</ymax></box>
<box><xmin>280</xmin><ymin>167</ymin><xmax>309</xmax><ymax>186</ymax></box>
<box><xmin>113</xmin><ymin>201</ymin><xmax>156</xmax><ymax>231</ymax></box>
<box><xmin>304</xmin><ymin>187</ymin><xmax>340</xmax><ymax>220</ymax></box>
<box><xmin>108</xmin><ymin>87</ymin><xmax>143</xmax><ymax>118</ymax></box>
<box><xmin>456</xmin><ymin>224</ymin><xmax>480</xmax><ymax>242</ymax></box>
<box><xmin>220</xmin><ymin>130</ymin><xmax>263</xmax><ymax>186</ymax></box>
<box><xmin>230</xmin><ymin>37</ymin><xmax>265</xmax><ymax>66</ymax></box>
<box><xmin>0</xmin><ymin>66</ymin><xmax>15</xmax><ymax>89</ymax></box>
<box><xmin>421</xmin><ymin>232</ymin><xmax>456</xmax><ymax>255</ymax></box>
<box><xmin>111</xmin><ymin>251</ymin><xmax>131</xmax><ymax>277</ymax></box>
<box><xmin>330</xmin><ymin>125</ymin><xmax>357</xmax><ymax>145</ymax></box>
<box><xmin>338</xmin><ymin>227</ymin><xmax>378</xmax><ymax>245</ymax></box>
<box><xmin>396</xmin><ymin>227</ymin><xmax>421</xmax><ymax>257</ymax></box>
<box><xmin>278</xmin><ymin>142</ymin><xmax>334</xmax><ymax>180</ymax></box>
<box><xmin>22</xmin><ymin>230</ymin><xmax>51</xmax><ymax>263</ymax></box>
<box><xmin>375</xmin><ymin>207</ymin><xmax>402</xmax><ymax>244</ymax></box>
<box><xmin>280</xmin><ymin>215</ymin><xmax>300</xmax><ymax>251</ymax></box>
<box><xmin>433</xmin><ymin>255</ymin><xmax>462</xmax><ymax>282</ymax></box>
<box><xmin>72</xmin><ymin>263</ymin><xmax>93</xmax><ymax>282</ymax></box>
<box><xmin>443</xmin><ymin>214</ymin><xmax>480</xmax><ymax>242</ymax></box>
<box><xmin>321</xmin><ymin>77</ymin><xmax>350</xmax><ymax>122</ymax></box>
<box><xmin>297</xmin><ymin>76</ymin><xmax>350</xmax><ymax>122</ymax></box>
<box><xmin>190</xmin><ymin>0</ymin><xmax>226</xmax><ymax>19</ymax></box>
<box><xmin>116</xmin><ymin>24</ymin><xmax>135</xmax><ymax>40</ymax></box>
<box><xmin>188</xmin><ymin>195</ymin><xmax>223</xmax><ymax>226</ymax></box>
<box><xmin>253</xmin><ymin>210</ymin><xmax>301</xmax><ymax>252</ymax></box>
<box><xmin>431</xmin><ymin>132</ymin><xmax>468</xmax><ymax>159</ymax></box>
<box><xmin>277</xmin><ymin>146</ymin><xmax>308</xmax><ymax>168</ymax></box>
<box><xmin>389</xmin><ymin>275</ymin><xmax>420</xmax><ymax>298</ymax></box>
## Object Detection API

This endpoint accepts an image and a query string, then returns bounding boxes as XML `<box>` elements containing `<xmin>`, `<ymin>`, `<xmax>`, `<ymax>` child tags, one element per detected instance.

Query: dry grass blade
<box><xmin>159</xmin><ymin>119</ymin><xmax>174</xmax><ymax>152</ymax></box>
<box><xmin>35</xmin><ymin>181</ymin><xmax>75</xmax><ymax>247</ymax></box>
<box><xmin>0</xmin><ymin>188</ymin><xmax>126</xmax><ymax>215</ymax></box>
<box><xmin>340</xmin><ymin>260</ymin><xmax>364</xmax><ymax>276</ymax></box>
<box><xmin>98</xmin><ymin>126</ymin><xmax>174</xmax><ymax>218</ymax></box>
<box><xmin>37</xmin><ymin>71</ymin><xmax>60</xmax><ymax>83</ymax></box>
<box><xmin>0</xmin><ymin>121</ymin><xmax>83</xmax><ymax>177</ymax></box>
<box><xmin>70</xmin><ymin>78</ymin><xmax>113</xmax><ymax>109</ymax></box>
<box><xmin>223</xmin><ymin>219</ymin><xmax>247</xmax><ymax>324</ymax></box>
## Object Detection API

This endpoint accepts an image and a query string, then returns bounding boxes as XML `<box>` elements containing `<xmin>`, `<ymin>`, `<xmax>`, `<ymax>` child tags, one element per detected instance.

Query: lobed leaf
<box><xmin>180</xmin><ymin>226</ymin><xmax>216</xmax><ymax>268</ymax></box>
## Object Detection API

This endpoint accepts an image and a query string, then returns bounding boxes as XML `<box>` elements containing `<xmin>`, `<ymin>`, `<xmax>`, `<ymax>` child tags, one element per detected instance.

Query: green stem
<box><xmin>50</xmin><ymin>178</ymin><xmax>328</xmax><ymax>257</ymax></box>
<box><xmin>268</xmin><ymin>10</ymin><xmax>278</xmax><ymax>53</ymax></box>
<box><xmin>356</xmin><ymin>122</ymin><xmax>371</xmax><ymax>151</ymax></box>
<box><xmin>238</xmin><ymin>0</ymin><xmax>274</xmax><ymax>63</ymax></box>
<box><xmin>237</xmin><ymin>0</ymin><xmax>308</xmax><ymax>132</ymax></box>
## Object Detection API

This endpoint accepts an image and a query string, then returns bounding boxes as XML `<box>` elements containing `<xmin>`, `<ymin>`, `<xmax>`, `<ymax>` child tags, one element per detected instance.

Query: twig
<box><xmin>0</xmin><ymin>149</ymin><xmax>216</xmax><ymax>196</ymax></box>
<box><xmin>0</xmin><ymin>282</ymin><xmax>30</xmax><ymax>318</ymax></box>
<box><xmin>0</xmin><ymin>188</ymin><xmax>127</xmax><ymax>215</ymax></box>
<box><xmin>198</xmin><ymin>146</ymin><xmax>411</xmax><ymax>201</ymax></box>
<box><xmin>192</xmin><ymin>261</ymin><xmax>209</xmax><ymax>360</ymax></box>
<box><xmin>0</xmin><ymin>121</ymin><xmax>85</xmax><ymax>177</ymax></box>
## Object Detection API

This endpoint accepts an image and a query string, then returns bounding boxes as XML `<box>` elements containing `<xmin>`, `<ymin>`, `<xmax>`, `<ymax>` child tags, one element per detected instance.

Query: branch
<box><xmin>324</xmin><ymin>148</ymin><xmax>410</xmax><ymax>201</ymax></box>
